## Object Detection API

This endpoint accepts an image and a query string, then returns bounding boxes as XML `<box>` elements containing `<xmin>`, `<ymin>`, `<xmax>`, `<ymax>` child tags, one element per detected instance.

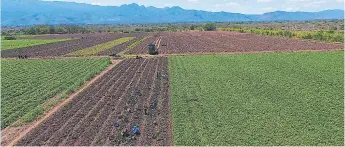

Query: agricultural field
<box><xmin>1</xmin><ymin>39</ymin><xmax>72</xmax><ymax>50</ymax></box>
<box><xmin>125</xmin><ymin>31</ymin><xmax>343</xmax><ymax>55</ymax></box>
<box><xmin>68</xmin><ymin>37</ymin><xmax>135</xmax><ymax>56</ymax></box>
<box><xmin>1</xmin><ymin>58</ymin><xmax>110</xmax><ymax>129</ymax></box>
<box><xmin>97</xmin><ymin>37</ymin><xmax>143</xmax><ymax>56</ymax></box>
<box><xmin>0</xmin><ymin>33</ymin><xmax>131</xmax><ymax>58</ymax></box>
<box><xmin>168</xmin><ymin>51</ymin><xmax>344</xmax><ymax>146</ymax></box>
<box><xmin>1</xmin><ymin>29</ymin><xmax>344</xmax><ymax>146</ymax></box>
<box><xmin>15</xmin><ymin>57</ymin><xmax>172</xmax><ymax>146</ymax></box>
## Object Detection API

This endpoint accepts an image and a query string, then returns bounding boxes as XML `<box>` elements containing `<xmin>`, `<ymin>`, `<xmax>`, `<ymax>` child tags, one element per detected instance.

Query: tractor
<box><xmin>148</xmin><ymin>43</ymin><xmax>158</xmax><ymax>55</ymax></box>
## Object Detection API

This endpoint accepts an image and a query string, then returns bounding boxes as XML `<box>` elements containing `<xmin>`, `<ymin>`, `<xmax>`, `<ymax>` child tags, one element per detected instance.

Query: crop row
<box><xmin>126</xmin><ymin>31</ymin><xmax>343</xmax><ymax>55</ymax></box>
<box><xmin>169</xmin><ymin>51</ymin><xmax>344</xmax><ymax>145</ymax></box>
<box><xmin>1</xmin><ymin>58</ymin><xmax>110</xmax><ymax>128</ymax></box>
<box><xmin>1</xmin><ymin>33</ymin><xmax>129</xmax><ymax>58</ymax></box>
<box><xmin>125</xmin><ymin>35</ymin><xmax>158</xmax><ymax>54</ymax></box>
<box><xmin>68</xmin><ymin>37</ymin><xmax>135</xmax><ymax>56</ymax></box>
<box><xmin>16</xmin><ymin>57</ymin><xmax>172</xmax><ymax>146</ymax></box>
<box><xmin>1</xmin><ymin>39</ymin><xmax>73</xmax><ymax>50</ymax></box>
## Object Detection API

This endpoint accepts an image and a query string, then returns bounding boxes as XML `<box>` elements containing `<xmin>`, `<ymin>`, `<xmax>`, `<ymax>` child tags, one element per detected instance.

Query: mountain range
<box><xmin>1</xmin><ymin>0</ymin><xmax>344</xmax><ymax>26</ymax></box>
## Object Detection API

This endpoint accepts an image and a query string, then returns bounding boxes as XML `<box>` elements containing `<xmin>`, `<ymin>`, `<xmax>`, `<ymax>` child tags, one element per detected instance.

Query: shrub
<box><xmin>4</xmin><ymin>36</ymin><xmax>17</xmax><ymax>40</ymax></box>
<box><xmin>203</xmin><ymin>23</ymin><xmax>217</xmax><ymax>31</ymax></box>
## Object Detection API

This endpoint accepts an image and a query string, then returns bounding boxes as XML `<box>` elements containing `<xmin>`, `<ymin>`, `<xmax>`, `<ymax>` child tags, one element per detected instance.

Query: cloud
<box><xmin>225</xmin><ymin>2</ymin><xmax>240</xmax><ymax>6</ymax></box>
<box><xmin>257</xmin><ymin>0</ymin><xmax>273</xmax><ymax>2</ymax></box>
<box><xmin>302</xmin><ymin>0</ymin><xmax>328</xmax><ymax>7</ymax></box>
<box><xmin>164</xmin><ymin>3</ymin><xmax>174</xmax><ymax>7</ymax></box>
<box><xmin>213</xmin><ymin>2</ymin><xmax>240</xmax><ymax>7</ymax></box>
<box><xmin>187</xmin><ymin>0</ymin><xmax>199</xmax><ymax>3</ymax></box>
<box><xmin>336</xmin><ymin>0</ymin><xmax>344</xmax><ymax>2</ymax></box>
<box><xmin>262</xmin><ymin>7</ymin><xmax>277</xmax><ymax>11</ymax></box>
<box><xmin>285</xmin><ymin>7</ymin><xmax>300</xmax><ymax>11</ymax></box>
<box><xmin>91</xmin><ymin>2</ymin><xmax>101</xmax><ymax>5</ymax></box>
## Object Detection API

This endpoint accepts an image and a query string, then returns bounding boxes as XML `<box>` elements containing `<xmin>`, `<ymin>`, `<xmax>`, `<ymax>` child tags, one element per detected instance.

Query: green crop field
<box><xmin>169</xmin><ymin>51</ymin><xmax>344</xmax><ymax>146</ymax></box>
<box><xmin>1</xmin><ymin>58</ymin><xmax>110</xmax><ymax>128</ymax></box>
<box><xmin>69</xmin><ymin>37</ymin><xmax>135</xmax><ymax>56</ymax></box>
<box><xmin>1</xmin><ymin>39</ymin><xmax>72</xmax><ymax>50</ymax></box>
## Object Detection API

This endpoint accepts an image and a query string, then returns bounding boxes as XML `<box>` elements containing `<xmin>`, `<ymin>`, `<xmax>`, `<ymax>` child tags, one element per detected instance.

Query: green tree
<box><xmin>190</xmin><ymin>25</ymin><xmax>196</xmax><ymax>30</ymax></box>
<box><xmin>203</xmin><ymin>23</ymin><xmax>217</xmax><ymax>31</ymax></box>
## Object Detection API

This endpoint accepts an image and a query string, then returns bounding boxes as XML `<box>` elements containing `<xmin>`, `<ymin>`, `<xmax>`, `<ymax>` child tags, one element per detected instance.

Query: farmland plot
<box><xmin>125</xmin><ymin>36</ymin><xmax>158</xmax><ymax>54</ymax></box>
<box><xmin>1</xmin><ymin>58</ymin><xmax>110</xmax><ymax>128</ymax></box>
<box><xmin>16</xmin><ymin>57</ymin><xmax>172</xmax><ymax>146</ymax></box>
<box><xmin>1</xmin><ymin>39</ymin><xmax>72</xmax><ymax>50</ymax></box>
<box><xmin>68</xmin><ymin>37</ymin><xmax>135</xmax><ymax>56</ymax></box>
<box><xmin>169</xmin><ymin>51</ymin><xmax>344</xmax><ymax>146</ymax></box>
<box><xmin>125</xmin><ymin>31</ymin><xmax>343</xmax><ymax>55</ymax></box>
<box><xmin>97</xmin><ymin>37</ymin><xmax>142</xmax><ymax>56</ymax></box>
<box><xmin>1</xmin><ymin>33</ymin><xmax>130</xmax><ymax>58</ymax></box>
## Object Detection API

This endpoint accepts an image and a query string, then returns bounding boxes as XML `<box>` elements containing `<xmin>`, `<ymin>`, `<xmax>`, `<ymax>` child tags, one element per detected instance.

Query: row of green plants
<box><xmin>1</xmin><ymin>58</ymin><xmax>110</xmax><ymax>128</ymax></box>
<box><xmin>68</xmin><ymin>37</ymin><xmax>135</xmax><ymax>56</ymax></box>
<box><xmin>169</xmin><ymin>51</ymin><xmax>344</xmax><ymax>145</ymax></box>
<box><xmin>218</xmin><ymin>27</ymin><xmax>344</xmax><ymax>43</ymax></box>
<box><xmin>1</xmin><ymin>38</ymin><xmax>72</xmax><ymax>50</ymax></box>
<box><xmin>119</xmin><ymin>36</ymin><xmax>152</xmax><ymax>55</ymax></box>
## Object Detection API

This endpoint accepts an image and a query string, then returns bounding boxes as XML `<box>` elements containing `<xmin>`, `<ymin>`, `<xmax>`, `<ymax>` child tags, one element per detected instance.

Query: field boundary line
<box><xmin>6</xmin><ymin>59</ymin><xmax>123</xmax><ymax>146</ymax></box>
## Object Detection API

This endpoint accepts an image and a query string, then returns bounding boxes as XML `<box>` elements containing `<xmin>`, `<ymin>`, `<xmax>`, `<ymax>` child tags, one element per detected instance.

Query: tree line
<box><xmin>218</xmin><ymin>27</ymin><xmax>344</xmax><ymax>43</ymax></box>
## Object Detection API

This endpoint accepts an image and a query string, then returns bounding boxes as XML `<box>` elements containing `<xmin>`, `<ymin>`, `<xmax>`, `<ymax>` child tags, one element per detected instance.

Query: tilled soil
<box><xmin>22</xmin><ymin>33</ymin><xmax>93</xmax><ymax>40</ymax></box>
<box><xmin>15</xmin><ymin>57</ymin><xmax>172</xmax><ymax>146</ymax></box>
<box><xmin>1</xmin><ymin>33</ymin><xmax>132</xmax><ymax>58</ymax></box>
<box><xmin>126</xmin><ymin>31</ymin><xmax>344</xmax><ymax>54</ymax></box>
<box><xmin>97</xmin><ymin>34</ymin><xmax>148</xmax><ymax>56</ymax></box>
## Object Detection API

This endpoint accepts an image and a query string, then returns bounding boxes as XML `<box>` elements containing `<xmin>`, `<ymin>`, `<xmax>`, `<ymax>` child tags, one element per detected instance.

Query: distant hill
<box><xmin>1</xmin><ymin>0</ymin><xmax>344</xmax><ymax>26</ymax></box>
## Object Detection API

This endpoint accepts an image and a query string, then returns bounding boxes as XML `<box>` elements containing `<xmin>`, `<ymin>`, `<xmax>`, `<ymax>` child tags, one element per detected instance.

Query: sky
<box><xmin>44</xmin><ymin>0</ymin><xmax>345</xmax><ymax>14</ymax></box>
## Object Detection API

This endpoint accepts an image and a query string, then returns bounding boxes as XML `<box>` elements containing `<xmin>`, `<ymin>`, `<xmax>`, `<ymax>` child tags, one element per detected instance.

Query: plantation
<box><xmin>1</xmin><ymin>39</ymin><xmax>72</xmax><ymax>50</ymax></box>
<box><xmin>169</xmin><ymin>51</ymin><xmax>344</xmax><ymax>146</ymax></box>
<box><xmin>1</xmin><ymin>58</ymin><xmax>110</xmax><ymax>128</ymax></box>
<box><xmin>68</xmin><ymin>37</ymin><xmax>135</xmax><ymax>56</ymax></box>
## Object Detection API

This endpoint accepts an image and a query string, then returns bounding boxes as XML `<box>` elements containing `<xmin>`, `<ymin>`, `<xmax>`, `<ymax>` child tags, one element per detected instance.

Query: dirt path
<box><xmin>3</xmin><ymin>59</ymin><xmax>122</xmax><ymax>146</ymax></box>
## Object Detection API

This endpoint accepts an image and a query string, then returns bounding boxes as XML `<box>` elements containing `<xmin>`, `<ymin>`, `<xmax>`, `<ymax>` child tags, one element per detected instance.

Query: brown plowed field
<box><xmin>15</xmin><ymin>57</ymin><xmax>172</xmax><ymax>146</ymax></box>
<box><xmin>23</xmin><ymin>33</ymin><xmax>93</xmax><ymax>40</ymax></box>
<box><xmin>125</xmin><ymin>31</ymin><xmax>344</xmax><ymax>55</ymax></box>
<box><xmin>1</xmin><ymin>33</ymin><xmax>133</xmax><ymax>58</ymax></box>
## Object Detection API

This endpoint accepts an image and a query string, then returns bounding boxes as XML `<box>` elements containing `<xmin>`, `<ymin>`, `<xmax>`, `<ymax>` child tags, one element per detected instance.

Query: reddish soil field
<box><xmin>125</xmin><ymin>31</ymin><xmax>344</xmax><ymax>55</ymax></box>
<box><xmin>15</xmin><ymin>57</ymin><xmax>172</xmax><ymax>146</ymax></box>
<box><xmin>1</xmin><ymin>33</ymin><xmax>134</xmax><ymax>58</ymax></box>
